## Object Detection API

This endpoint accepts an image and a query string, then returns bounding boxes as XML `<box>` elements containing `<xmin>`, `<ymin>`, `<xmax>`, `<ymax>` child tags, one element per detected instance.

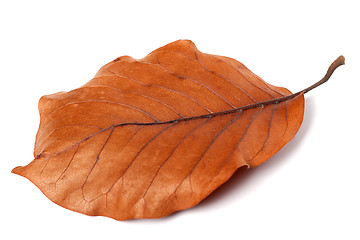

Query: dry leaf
<box><xmin>12</xmin><ymin>40</ymin><xmax>344</xmax><ymax>220</ymax></box>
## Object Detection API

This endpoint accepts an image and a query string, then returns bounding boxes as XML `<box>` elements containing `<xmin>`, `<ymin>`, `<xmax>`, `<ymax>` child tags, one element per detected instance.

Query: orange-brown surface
<box><xmin>12</xmin><ymin>40</ymin><xmax>305</xmax><ymax>220</ymax></box>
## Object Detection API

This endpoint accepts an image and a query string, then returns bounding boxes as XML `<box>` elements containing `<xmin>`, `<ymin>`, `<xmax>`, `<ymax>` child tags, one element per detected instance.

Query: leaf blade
<box><xmin>13</xmin><ymin>40</ymin><xmax>307</xmax><ymax>220</ymax></box>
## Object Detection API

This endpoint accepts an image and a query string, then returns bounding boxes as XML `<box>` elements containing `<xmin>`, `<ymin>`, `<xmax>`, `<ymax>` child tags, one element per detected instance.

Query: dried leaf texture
<box><xmin>12</xmin><ymin>40</ymin><xmax>304</xmax><ymax>220</ymax></box>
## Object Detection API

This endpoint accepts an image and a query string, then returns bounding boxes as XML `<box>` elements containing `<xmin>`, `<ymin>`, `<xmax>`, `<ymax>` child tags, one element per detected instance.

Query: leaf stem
<box><xmin>301</xmin><ymin>55</ymin><xmax>345</xmax><ymax>94</ymax></box>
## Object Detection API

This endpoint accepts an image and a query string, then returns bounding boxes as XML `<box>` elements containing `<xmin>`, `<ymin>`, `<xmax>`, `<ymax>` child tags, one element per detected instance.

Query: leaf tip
<box><xmin>11</xmin><ymin>166</ymin><xmax>22</xmax><ymax>174</ymax></box>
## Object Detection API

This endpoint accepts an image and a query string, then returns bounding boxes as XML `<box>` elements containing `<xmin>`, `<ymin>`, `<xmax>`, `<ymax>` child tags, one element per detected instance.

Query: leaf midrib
<box><xmin>112</xmin><ymin>90</ymin><xmax>301</xmax><ymax>127</ymax></box>
<box><xmin>40</xmin><ymin>54</ymin><xmax>344</xmax><ymax>162</ymax></box>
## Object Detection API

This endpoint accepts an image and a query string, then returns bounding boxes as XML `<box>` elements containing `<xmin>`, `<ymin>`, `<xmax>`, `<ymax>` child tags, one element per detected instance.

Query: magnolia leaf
<box><xmin>12</xmin><ymin>40</ymin><xmax>344</xmax><ymax>220</ymax></box>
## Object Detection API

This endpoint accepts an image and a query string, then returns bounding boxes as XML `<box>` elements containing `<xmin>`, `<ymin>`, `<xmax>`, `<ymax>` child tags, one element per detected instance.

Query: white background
<box><xmin>1</xmin><ymin>1</ymin><xmax>359</xmax><ymax>239</ymax></box>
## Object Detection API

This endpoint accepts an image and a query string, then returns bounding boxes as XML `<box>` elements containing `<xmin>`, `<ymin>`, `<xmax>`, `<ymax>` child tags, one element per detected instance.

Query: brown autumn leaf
<box><xmin>12</xmin><ymin>40</ymin><xmax>344</xmax><ymax>220</ymax></box>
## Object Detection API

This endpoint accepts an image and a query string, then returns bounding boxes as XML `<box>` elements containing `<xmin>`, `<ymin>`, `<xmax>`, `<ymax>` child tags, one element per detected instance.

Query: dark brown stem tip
<box><xmin>333</xmin><ymin>55</ymin><xmax>345</xmax><ymax>68</ymax></box>
<box><xmin>302</xmin><ymin>55</ymin><xmax>345</xmax><ymax>94</ymax></box>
